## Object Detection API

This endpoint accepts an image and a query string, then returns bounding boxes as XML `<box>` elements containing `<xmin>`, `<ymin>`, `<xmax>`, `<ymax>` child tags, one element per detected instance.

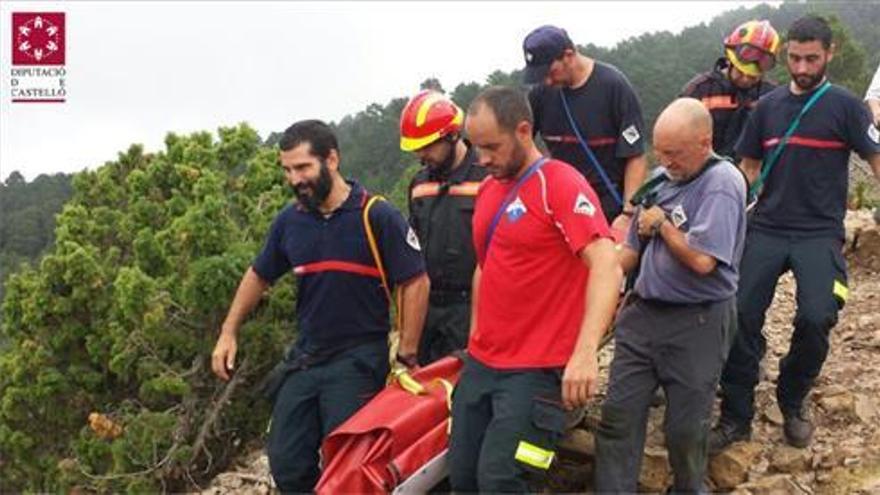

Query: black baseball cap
<box><xmin>522</xmin><ymin>25</ymin><xmax>574</xmax><ymax>84</ymax></box>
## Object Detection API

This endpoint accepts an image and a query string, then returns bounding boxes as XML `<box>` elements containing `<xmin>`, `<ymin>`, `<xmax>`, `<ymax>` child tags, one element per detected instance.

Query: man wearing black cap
<box><xmin>523</xmin><ymin>25</ymin><xmax>648</xmax><ymax>233</ymax></box>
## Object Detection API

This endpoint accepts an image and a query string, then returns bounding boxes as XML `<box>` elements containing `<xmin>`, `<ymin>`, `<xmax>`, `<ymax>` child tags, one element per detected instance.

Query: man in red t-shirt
<box><xmin>448</xmin><ymin>86</ymin><xmax>622</xmax><ymax>492</ymax></box>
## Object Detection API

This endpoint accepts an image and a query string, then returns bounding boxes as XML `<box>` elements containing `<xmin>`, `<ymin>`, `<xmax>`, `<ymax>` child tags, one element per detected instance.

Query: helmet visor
<box><xmin>735</xmin><ymin>44</ymin><xmax>776</xmax><ymax>73</ymax></box>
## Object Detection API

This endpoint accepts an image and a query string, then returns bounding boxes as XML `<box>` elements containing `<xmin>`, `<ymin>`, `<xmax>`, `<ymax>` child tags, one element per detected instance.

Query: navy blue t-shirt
<box><xmin>529</xmin><ymin>61</ymin><xmax>646</xmax><ymax>219</ymax></box>
<box><xmin>737</xmin><ymin>83</ymin><xmax>880</xmax><ymax>238</ymax></box>
<box><xmin>252</xmin><ymin>181</ymin><xmax>425</xmax><ymax>354</ymax></box>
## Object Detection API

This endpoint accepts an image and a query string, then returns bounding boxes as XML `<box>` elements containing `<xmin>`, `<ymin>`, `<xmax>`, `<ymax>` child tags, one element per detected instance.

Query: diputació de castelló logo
<box><xmin>9</xmin><ymin>12</ymin><xmax>66</xmax><ymax>103</ymax></box>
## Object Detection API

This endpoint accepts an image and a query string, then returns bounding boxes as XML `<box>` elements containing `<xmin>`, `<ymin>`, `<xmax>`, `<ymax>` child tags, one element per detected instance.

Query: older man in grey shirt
<box><xmin>595</xmin><ymin>98</ymin><xmax>747</xmax><ymax>493</ymax></box>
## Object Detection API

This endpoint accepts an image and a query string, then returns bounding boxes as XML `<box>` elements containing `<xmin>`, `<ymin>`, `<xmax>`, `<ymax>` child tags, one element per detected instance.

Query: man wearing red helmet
<box><xmin>681</xmin><ymin>20</ymin><xmax>781</xmax><ymax>160</ymax></box>
<box><xmin>400</xmin><ymin>91</ymin><xmax>488</xmax><ymax>365</ymax></box>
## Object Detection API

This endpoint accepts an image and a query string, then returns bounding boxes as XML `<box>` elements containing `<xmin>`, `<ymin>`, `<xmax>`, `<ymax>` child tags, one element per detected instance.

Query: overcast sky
<box><xmin>1</xmin><ymin>1</ymin><xmax>776</xmax><ymax>181</ymax></box>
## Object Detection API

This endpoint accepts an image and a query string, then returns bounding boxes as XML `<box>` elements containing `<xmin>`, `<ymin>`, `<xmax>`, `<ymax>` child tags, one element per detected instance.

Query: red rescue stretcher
<box><xmin>316</xmin><ymin>355</ymin><xmax>462</xmax><ymax>494</ymax></box>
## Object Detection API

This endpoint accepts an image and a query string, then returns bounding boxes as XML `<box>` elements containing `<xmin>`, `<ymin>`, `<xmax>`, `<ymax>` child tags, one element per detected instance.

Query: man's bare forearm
<box><xmin>469</xmin><ymin>266</ymin><xmax>481</xmax><ymax>336</ymax></box>
<box><xmin>575</xmin><ymin>239</ymin><xmax>623</xmax><ymax>356</ymax></box>
<box><xmin>739</xmin><ymin>157</ymin><xmax>762</xmax><ymax>187</ymax></box>
<box><xmin>623</xmin><ymin>154</ymin><xmax>648</xmax><ymax>204</ymax></box>
<box><xmin>397</xmin><ymin>273</ymin><xmax>430</xmax><ymax>357</ymax></box>
<box><xmin>221</xmin><ymin>267</ymin><xmax>269</xmax><ymax>336</ymax></box>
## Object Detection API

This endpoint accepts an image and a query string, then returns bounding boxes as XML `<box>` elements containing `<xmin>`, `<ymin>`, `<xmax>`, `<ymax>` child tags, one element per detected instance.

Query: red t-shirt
<box><xmin>469</xmin><ymin>159</ymin><xmax>611</xmax><ymax>368</ymax></box>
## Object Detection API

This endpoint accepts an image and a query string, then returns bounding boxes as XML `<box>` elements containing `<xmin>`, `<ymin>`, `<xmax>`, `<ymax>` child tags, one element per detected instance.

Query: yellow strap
<box><xmin>833</xmin><ymin>279</ymin><xmax>849</xmax><ymax>301</ymax></box>
<box><xmin>363</xmin><ymin>196</ymin><xmax>392</xmax><ymax>302</ymax></box>
<box><xmin>434</xmin><ymin>378</ymin><xmax>455</xmax><ymax>435</ymax></box>
<box><xmin>390</xmin><ymin>372</ymin><xmax>455</xmax><ymax>434</ymax></box>
<box><xmin>392</xmin><ymin>364</ymin><xmax>426</xmax><ymax>395</ymax></box>
<box><xmin>363</xmin><ymin>195</ymin><xmax>403</xmax><ymax>343</ymax></box>
<box><xmin>514</xmin><ymin>441</ymin><xmax>555</xmax><ymax>470</ymax></box>
<box><xmin>434</xmin><ymin>378</ymin><xmax>454</xmax><ymax>412</ymax></box>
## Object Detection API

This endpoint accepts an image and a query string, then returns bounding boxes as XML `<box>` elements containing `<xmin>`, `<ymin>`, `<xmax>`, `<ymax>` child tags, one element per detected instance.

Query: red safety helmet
<box><xmin>724</xmin><ymin>20</ymin><xmax>781</xmax><ymax>77</ymax></box>
<box><xmin>399</xmin><ymin>90</ymin><xmax>464</xmax><ymax>152</ymax></box>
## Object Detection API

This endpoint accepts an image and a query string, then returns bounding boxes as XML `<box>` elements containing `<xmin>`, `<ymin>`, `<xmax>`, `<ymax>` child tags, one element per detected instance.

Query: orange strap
<box><xmin>362</xmin><ymin>196</ymin><xmax>402</xmax><ymax>331</ymax></box>
<box><xmin>363</xmin><ymin>196</ymin><xmax>392</xmax><ymax>301</ymax></box>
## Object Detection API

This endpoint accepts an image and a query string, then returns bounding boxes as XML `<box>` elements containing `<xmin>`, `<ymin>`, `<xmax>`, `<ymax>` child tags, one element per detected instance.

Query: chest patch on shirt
<box><xmin>406</xmin><ymin>227</ymin><xmax>422</xmax><ymax>251</ymax></box>
<box><xmin>671</xmin><ymin>204</ymin><xmax>688</xmax><ymax>228</ymax></box>
<box><xmin>868</xmin><ymin>123</ymin><xmax>880</xmax><ymax>145</ymax></box>
<box><xmin>622</xmin><ymin>124</ymin><xmax>641</xmax><ymax>145</ymax></box>
<box><xmin>506</xmin><ymin>196</ymin><xmax>528</xmax><ymax>223</ymax></box>
<box><xmin>574</xmin><ymin>193</ymin><xmax>596</xmax><ymax>217</ymax></box>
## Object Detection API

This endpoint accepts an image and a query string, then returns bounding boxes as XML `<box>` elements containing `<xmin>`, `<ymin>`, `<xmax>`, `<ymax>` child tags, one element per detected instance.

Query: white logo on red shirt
<box><xmin>573</xmin><ymin>193</ymin><xmax>596</xmax><ymax>217</ymax></box>
<box><xmin>406</xmin><ymin>227</ymin><xmax>421</xmax><ymax>251</ymax></box>
<box><xmin>506</xmin><ymin>196</ymin><xmax>527</xmax><ymax>222</ymax></box>
<box><xmin>622</xmin><ymin>125</ymin><xmax>641</xmax><ymax>145</ymax></box>
<box><xmin>868</xmin><ymin>124</ymin><xmax>880</xmax><ymax>145</ymax></box>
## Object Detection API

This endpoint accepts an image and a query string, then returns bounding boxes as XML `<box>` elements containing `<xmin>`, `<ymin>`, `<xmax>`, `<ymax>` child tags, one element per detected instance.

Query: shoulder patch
<box><xmin>406</xmin><ymin>227</ymin><xmax>421</xmax><ymax>251</ymax></box>
<box><xmin>622</xmin><ymin>125</ymin><xmax>641</xmax><ymax>145</ymax></box>
<box><xmin>868</xmin><ymin>123</ymin><xmax>880</xmax><ymax>145</ymax></box>
<box><xmin>573</xmin><ymin>193</ymin><xmax>596</xmax><ymax>217</ymax></box>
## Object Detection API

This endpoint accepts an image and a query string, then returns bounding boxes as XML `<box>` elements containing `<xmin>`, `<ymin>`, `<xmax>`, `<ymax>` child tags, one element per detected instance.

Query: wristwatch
<box><xmin>650</xmin><ymin>217</ymin><xmax>667</xmax><ymax>237</ymax></box>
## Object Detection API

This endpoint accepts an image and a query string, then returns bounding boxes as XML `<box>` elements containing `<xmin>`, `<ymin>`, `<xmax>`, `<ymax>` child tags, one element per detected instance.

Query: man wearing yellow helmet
<box><xmin>681</xmin><ymin>20</ymin><xmax>781</xmax><ymax>160</ymax></box>
<box><xmin>400</xmin><ymin>90</ymin><xmax>488</xmax><ymax>365</ymax></box>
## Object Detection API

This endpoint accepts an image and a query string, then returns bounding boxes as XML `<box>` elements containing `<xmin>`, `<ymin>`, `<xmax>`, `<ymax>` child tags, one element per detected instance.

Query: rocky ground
<box><xmin>203</xmin><ymin>210</ymin><xmax>880</xmax><ymax>494</ymax></box>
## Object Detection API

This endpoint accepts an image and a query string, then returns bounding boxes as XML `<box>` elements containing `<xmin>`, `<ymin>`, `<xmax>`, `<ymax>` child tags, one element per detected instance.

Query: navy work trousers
<box><xmin>266</xmin><ymin>339</ymin><xmax>388</xmax><ymax>493</ymax></box>
<box><xmin>720</xmin><ymin>229</ymin><xmax>847</xmax><ymax>424</ymax></box>
<box><xmin>449</xmin><ymin>356</ymin><xmax>567</xmax><ymax>493</ymax></box>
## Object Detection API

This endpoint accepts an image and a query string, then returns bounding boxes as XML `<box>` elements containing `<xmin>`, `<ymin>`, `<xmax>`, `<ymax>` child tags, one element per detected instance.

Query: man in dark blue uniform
<box><xmin>710</xmin><ymin>15</ymin><xmax>880</xmax><ymax>452</ymax></box>
<box><xmin>681</xmin><ymin>20</ymin><xmax>780</xmax><ymax>160</ymax></box>
<box><xmin>522</xmin><ymin>25</ymin><xmax>648</xmax><ymax>232</ymax></box>
<box><xmin>400</xmin><ymin>90</ymin><xmax>488</xmax><ymax>365</ymax></box>
<box><xmin>211</xmin><ymin>119</ymin><xmax>429</xmax><ymax>492</ymax></box>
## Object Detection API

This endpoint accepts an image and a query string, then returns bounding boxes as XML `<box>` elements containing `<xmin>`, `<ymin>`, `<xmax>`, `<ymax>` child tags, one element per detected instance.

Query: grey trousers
<box><xmin>595</xmin><ymin>296</ymin><xmax>734</xmax><ymax>493</ymax></box>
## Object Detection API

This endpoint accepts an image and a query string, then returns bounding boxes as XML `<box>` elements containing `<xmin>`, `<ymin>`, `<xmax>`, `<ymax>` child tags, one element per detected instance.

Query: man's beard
<box><xmin>292</xmin><ymin>160</ymin><xmax>333</xmax><ymax>211</ymax></box>
<box><xmin>425</xmin><ymin>138</ymin><xmax>458</xmax><ymax>181</ymax></box>
<box><xmin>792</xmin><ymin>64</ymin><xmax>827</xmax><ymax>92</ymax></box>
<box><xmin>493</xmin><ymin>141</ymin><xmax>528</xmax><ymax>180</ymax></box>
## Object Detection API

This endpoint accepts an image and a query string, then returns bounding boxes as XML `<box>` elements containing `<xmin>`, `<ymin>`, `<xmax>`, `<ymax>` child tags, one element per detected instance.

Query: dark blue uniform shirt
<box><xmin>253</xmin><ymin>181</ymin><xmax>425</xmax><ymax>355</ymax></box>
<box><xmin>737</xmin><ymin>83</ymin><xmax>880</xmax><ymax>239</ymax></box>
<box><xmin>529</xmin><ymin>61</ymin><xmax>646</xmax><ymax>219</ymax></box>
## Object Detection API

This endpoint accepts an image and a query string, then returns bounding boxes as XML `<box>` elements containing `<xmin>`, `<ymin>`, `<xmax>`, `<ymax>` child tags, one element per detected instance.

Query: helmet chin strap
<box><xmin>429</xmin><ymin>134</ymin><xmax>461</xmax><ymax>181</ymax></box>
